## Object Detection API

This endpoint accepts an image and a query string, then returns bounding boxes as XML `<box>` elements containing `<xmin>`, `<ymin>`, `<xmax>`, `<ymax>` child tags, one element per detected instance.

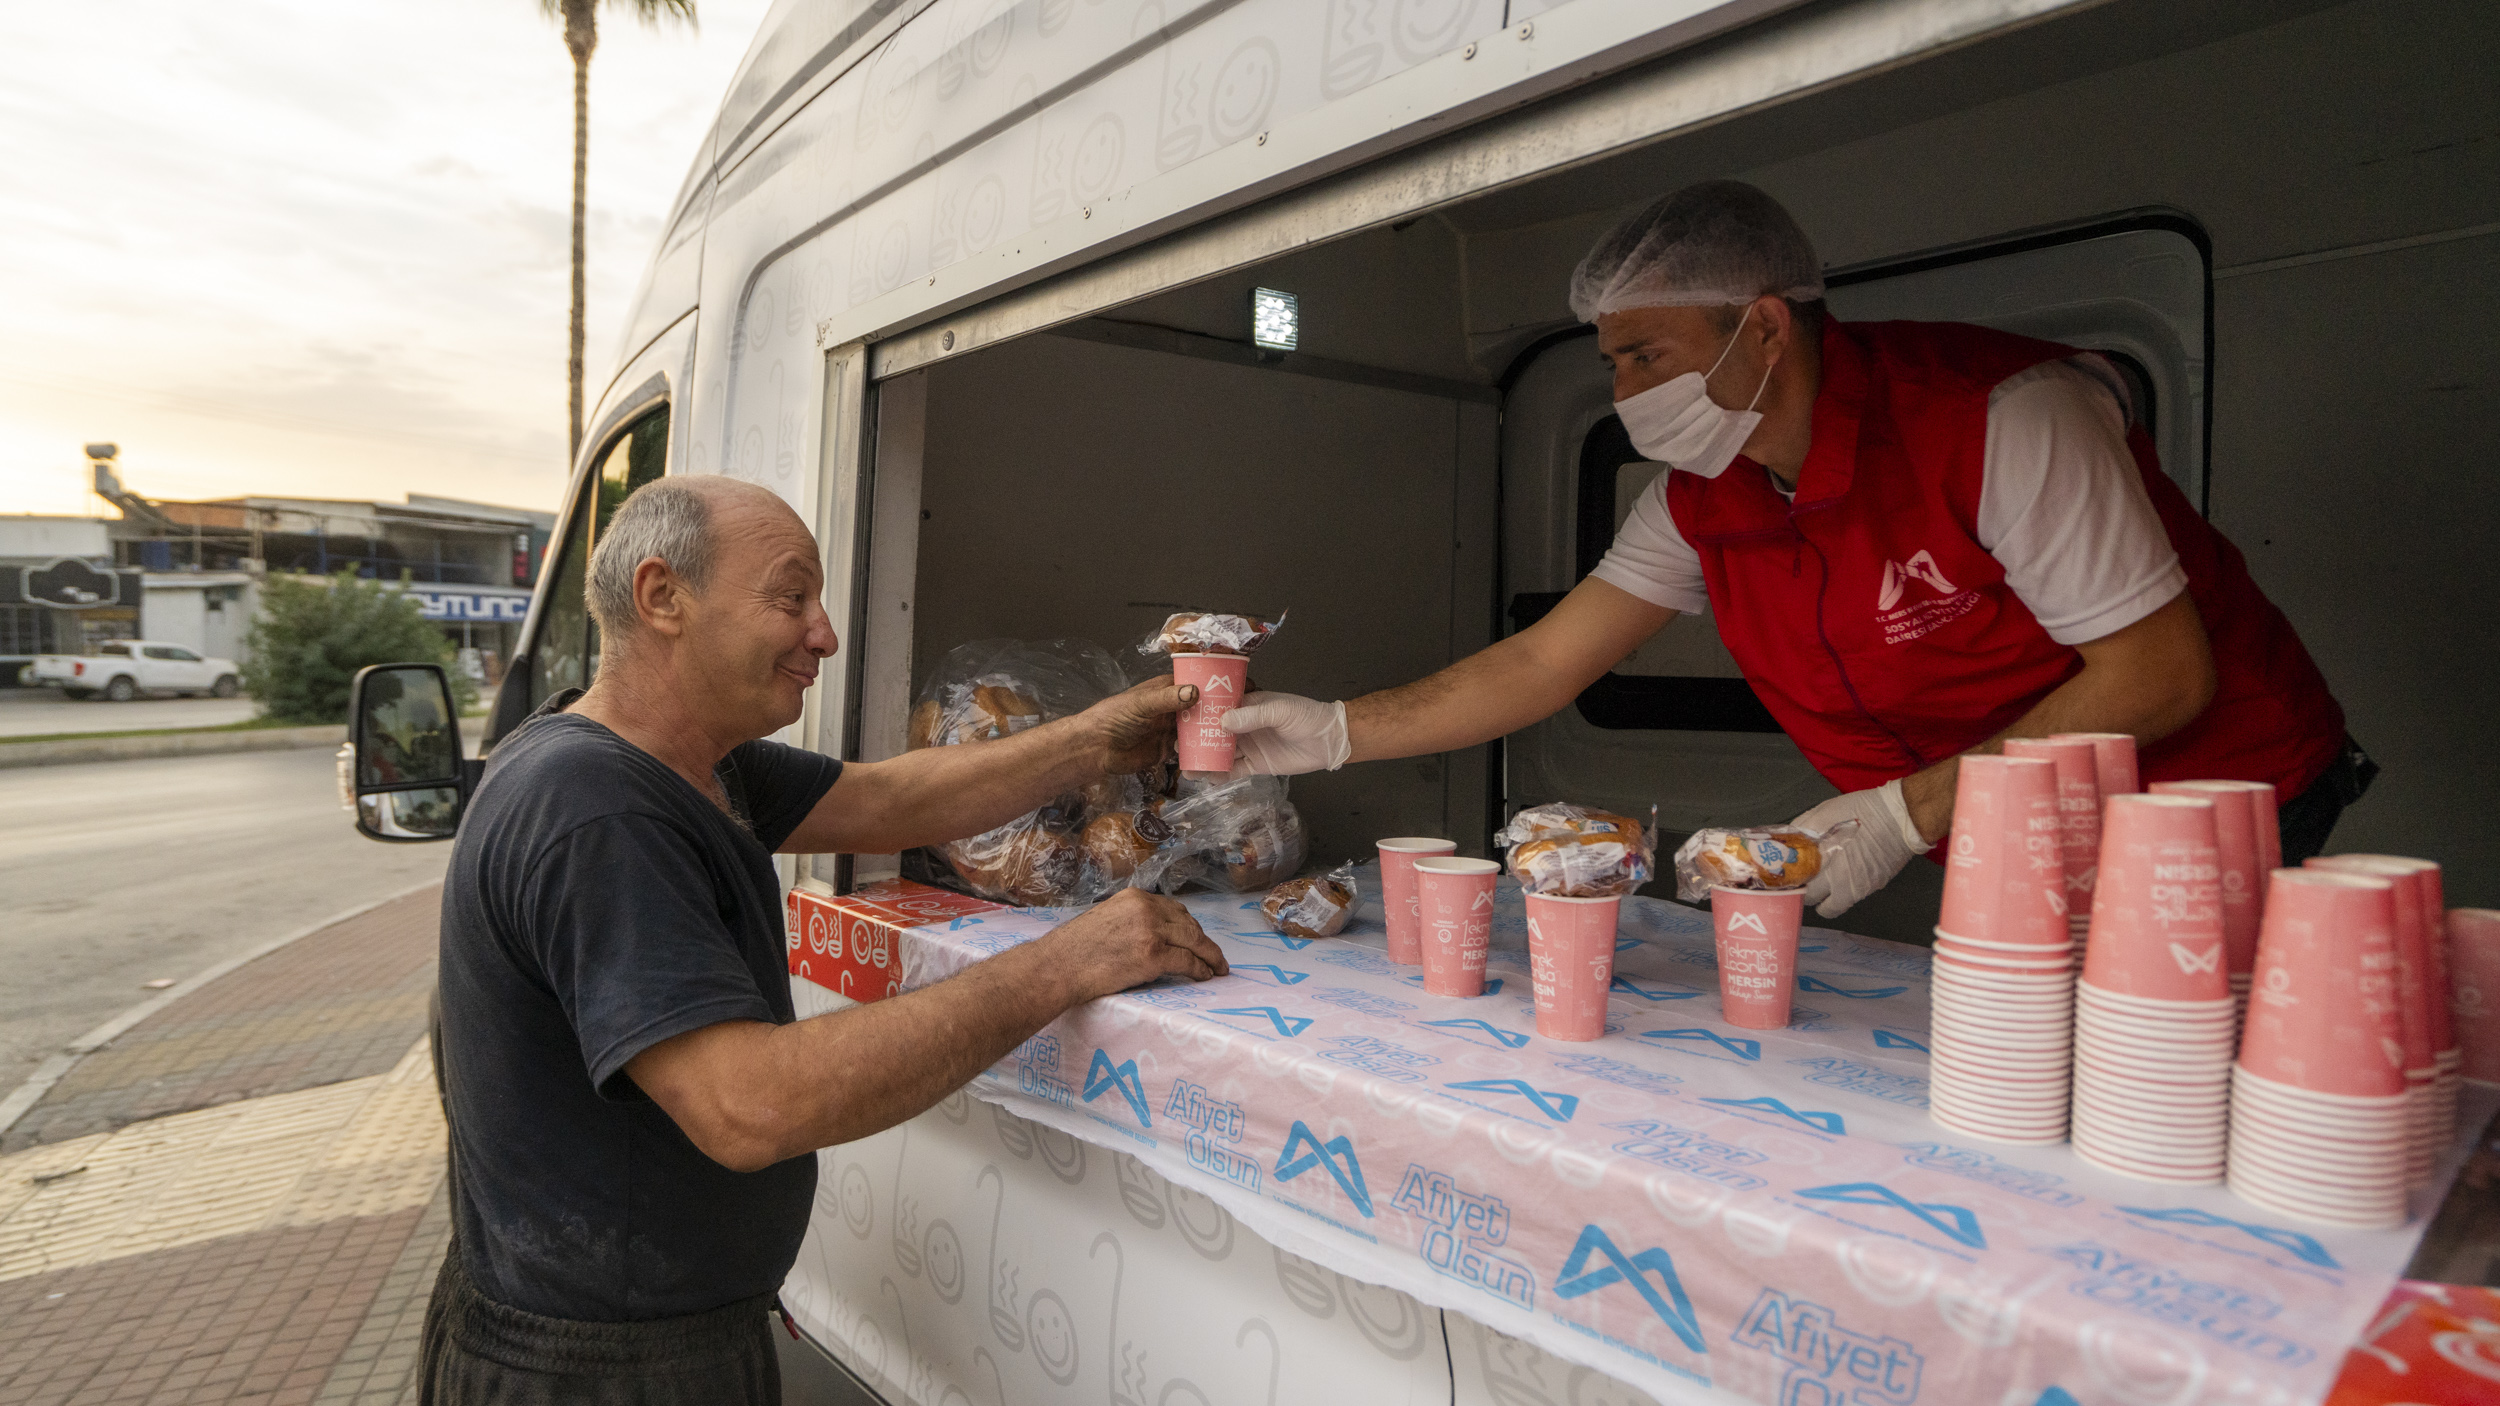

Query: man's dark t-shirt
<box><xmin>438</xmin><ymin>699</ymin><xmax>840</xmax><ymax>1321</ymax></box>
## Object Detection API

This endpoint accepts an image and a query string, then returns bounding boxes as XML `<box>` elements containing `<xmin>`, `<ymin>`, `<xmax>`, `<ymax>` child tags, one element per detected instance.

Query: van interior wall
<box><xmin>911</xmin><ymin>332</ymin><xmax>1499</xmax><ymax>868</ymax></box>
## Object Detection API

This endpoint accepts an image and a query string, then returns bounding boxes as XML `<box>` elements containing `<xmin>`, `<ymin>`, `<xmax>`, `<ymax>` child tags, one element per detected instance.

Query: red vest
<box><xmin>1665</xmin><ymin>319</ymin><xmax>2343</xmax><ymax>801</ymax></box>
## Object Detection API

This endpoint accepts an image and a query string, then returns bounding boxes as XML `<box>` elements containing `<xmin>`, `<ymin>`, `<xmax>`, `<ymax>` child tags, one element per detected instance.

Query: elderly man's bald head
<box><xmin>585</xmin><ymin>476</ymin><xmax>804</xmax><ymax>638</ymax></box>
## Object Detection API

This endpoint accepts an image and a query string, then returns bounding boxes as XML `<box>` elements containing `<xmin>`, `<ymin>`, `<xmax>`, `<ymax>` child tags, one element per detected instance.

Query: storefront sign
<box><xmin>405</xmin><ymin>587</ymin><xmax>532</xmax><ymax>622</ymax></box>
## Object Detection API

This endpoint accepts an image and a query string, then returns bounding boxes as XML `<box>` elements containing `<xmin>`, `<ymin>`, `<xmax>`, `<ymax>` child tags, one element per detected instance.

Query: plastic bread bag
<box><xmin>1495</xmin><ymin>802</ymin><xmax>1658</xmax><ymax>898</ymax></box>
<box><xmin>1136</xmin><ymin>610</ymin><xmax>1286</xmax><ymax>657</ymax></box>
<box><xmin>1263</xmin><ymin>863</ymin><xmax>1359</xmax><ymax>939</ymax></box>
<box><xmin>1130</xmin><ymin>774</ymin><xmax>1309</xmax><ymax>895</ymax></box>
<box><xmin>908</xmin><ymin>638</ymin><xmax>1171</xmax><ymax>906</ymax></box>
<box><xmin>1671</xmin><ymin>820</ymin><xmax>1859</xmax><ymax>902</ymax></box>
<box><xmin>908</xmin><ymin>638</ymin><xmax>1127</xmax><ymax>750</ymax></box>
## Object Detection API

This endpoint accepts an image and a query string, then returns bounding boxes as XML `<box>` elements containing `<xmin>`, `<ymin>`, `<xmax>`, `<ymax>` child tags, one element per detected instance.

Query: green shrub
<box><xmin>242</xmin><ymin>571</ymin><xmax>476</xmax><ymax>724</ymax></box>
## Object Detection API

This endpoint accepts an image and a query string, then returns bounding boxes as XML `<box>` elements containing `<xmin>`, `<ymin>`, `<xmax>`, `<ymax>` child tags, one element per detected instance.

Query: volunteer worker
<box><xmin>1226</xmin><ymin>181</ymin><xmax>2368</xmax><ymax>916</ymax></box>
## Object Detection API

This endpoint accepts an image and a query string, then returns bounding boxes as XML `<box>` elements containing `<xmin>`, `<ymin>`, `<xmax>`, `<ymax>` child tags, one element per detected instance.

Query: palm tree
<box><xmin>542</xmin><ymin>0</ymin><xmax>697</xmax><ymax>466</ymax></box>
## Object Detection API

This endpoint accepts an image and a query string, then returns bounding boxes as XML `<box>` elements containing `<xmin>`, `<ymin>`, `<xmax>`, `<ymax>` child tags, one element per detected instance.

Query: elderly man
<box><xmin>1226</xmin><ymin>180</ymin><xmax>2366</xmax><ymax>916</ymax></box>
<box><xmin>421</xmin><ymin>476</ymin><xmax>1226</xmax><ymax>1403</ymax></box>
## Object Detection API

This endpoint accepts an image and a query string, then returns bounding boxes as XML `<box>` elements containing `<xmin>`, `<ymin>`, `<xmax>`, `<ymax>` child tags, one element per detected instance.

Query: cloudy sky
<box><xmin>0</xmin><ymin>0</ymin><xmax>774</xmax><ymax>519</ymax></box>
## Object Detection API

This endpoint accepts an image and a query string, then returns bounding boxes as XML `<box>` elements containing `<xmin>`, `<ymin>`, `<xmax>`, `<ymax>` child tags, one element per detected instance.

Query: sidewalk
<box><xmin>0</xmin><ymin>887</ymin><xmax>449</xmax><ymax>1406</ymax></box>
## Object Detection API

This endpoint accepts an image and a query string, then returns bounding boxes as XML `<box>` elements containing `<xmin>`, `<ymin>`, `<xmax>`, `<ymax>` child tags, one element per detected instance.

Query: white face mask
<box><xmin>1613</xmin><ymin>307</ymin><xmax>1774</xmax><ymax>479</ymax></box>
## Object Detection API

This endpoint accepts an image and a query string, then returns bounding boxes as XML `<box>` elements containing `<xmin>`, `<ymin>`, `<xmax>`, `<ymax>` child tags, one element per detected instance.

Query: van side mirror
<box><xmin>349</xmin><ymin>663</ymin><xmax>478</xmax><ymax>842</ymax></box>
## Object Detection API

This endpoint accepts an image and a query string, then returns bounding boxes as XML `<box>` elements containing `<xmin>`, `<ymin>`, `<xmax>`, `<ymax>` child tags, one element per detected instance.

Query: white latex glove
<box><xmin>1219</xmin><ymin>692</ymin><xmax>1350</xmax><ymax>777</ymax></box>
<box><xmin>1793</xmin><ymin>779</ymin><xmax>1929</xmax><ymax>919</ymax></box>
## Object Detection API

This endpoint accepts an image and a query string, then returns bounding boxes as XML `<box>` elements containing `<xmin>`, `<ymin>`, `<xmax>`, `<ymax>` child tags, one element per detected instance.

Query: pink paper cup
<box><xmin>2452</xmin><ymin>909</ymin><xmax>2500</xmax><ymax>1084</ymax></box>
<box><xmin>2239</xmin><ymin>870</ymin><xmax>2407</xmax><ymax>1097</ymax></box>
<box><xmin>1710</xmin><ymin>887</ymin><xmax>1803</xmax><ymax>1029</ymax></box>
<box><xmin>2007</xmin><ymin>737</ymin><xmax>2105</xmax><ymax>915</ymax></box>
<box><xmin>2151</xmin><ymin>781</ymin><xmax>2275</xmax><ymax>978</ymax></box>
<box><xmin>2051</xmin><ymin>732</ymin><xmax>2140</xmax><ymax>800</ymax></box>
<box><xmin>1415</xmin><ymin>857</ymin><xmax>1500</xmax><ymax>997</ymax></box>
<box><xmin>1376</xmin><ymin>838</ymin><xmax>1457</xmax><ymax>965</ymax></box>
<box><xmin>1526</xmin><ymin>893</ymin><xmax>1619</xmax><ymax>1041</ymax></box>
<box><xmin>1170</xmin><ymin>653</ymin><xmax>1251</xmax><ymax>772</ymax></box>
<box><xmin>1939</xmin><ymin>756</ymin><xmax>2067</xmax><ymax>946</ymax></box>
<box><xmin>2084</xmin><ymin>795</ymin><xmax>2226</xmax><ymax>1000</ymax></box>
<box><xmin>2310</xmin><ymin>855</ymin><xmax>2444</xmax><ymax>1073</ymax></box>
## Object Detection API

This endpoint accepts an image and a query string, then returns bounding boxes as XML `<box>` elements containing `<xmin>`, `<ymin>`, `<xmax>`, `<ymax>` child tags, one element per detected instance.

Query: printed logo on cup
<box><xmin>2169</xmin><ymin>943</ymin><xmax>2222</xmax><ymax>976</ymax></box>
<box><xmin>1727</xmin><ymin>912</ymin><xmax>1769</xmax><ymax>936</ymax></box>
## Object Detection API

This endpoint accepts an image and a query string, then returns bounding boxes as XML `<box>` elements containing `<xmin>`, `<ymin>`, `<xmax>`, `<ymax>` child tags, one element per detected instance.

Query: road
<box><xmin>0</xmin><ymin>688</ymin><xmax>260</xmax><ymax>738</ymax></box>
<box><xmin>0</xmin><ymin>745</ymin><xmax>450</xmax><ymax>1100</ymax></box>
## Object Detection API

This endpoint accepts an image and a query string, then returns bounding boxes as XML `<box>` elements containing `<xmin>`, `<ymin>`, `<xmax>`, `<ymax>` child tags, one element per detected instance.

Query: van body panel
<box><xmin>500</xmin><ymin>0</ymin><xmax>2500</xmax><ymax>1397</ymax></box>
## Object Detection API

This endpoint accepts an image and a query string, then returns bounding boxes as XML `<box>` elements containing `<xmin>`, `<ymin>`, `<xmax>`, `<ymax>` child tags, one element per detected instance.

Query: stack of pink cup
<box><xmin>2050</xmin><ymin>732</ymin><xmax>2140</xmax><ymax>803</ymax></box>
<box><xmin>2308</xmin><ymin>855</ymin><xmax>2455</xmax><ymax>1187</ymax></box>
<box><xmin>1927</xmin><ymin>755</ymin><xmax>2074</xmax><ymax>1144</ymax></box>
<box><xmin>2229</xmin><ymin>868</ymin><xmax>2411</xmax><ymax>1227</ymax></box>
<box><xmin>2006</xmin><ymin>737</ymin><xmax>2106</xmax><ymax>944</ymax></box>
<box><xmin>2451</xmin><ymin>909</ymin><xmax>2500</xmax><ymax>1085</ymax></box>
<box><xmin>2150</xmin><ymin>780</ymin><xmax>2279</xmax><ymax>1016</ymax></box>
<box><xmin>2070</xmin><ymin>793</ymin><xmax>2232</xmax><ymax>1182</ymax></box>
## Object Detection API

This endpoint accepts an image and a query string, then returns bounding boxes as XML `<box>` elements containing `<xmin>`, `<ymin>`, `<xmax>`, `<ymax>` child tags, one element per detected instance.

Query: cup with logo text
<box><xmin>1937</xmin><ymin>755</ymin><xmax>2065</xmax><ymax>946</ymax></box>
<box><xmin>2050</xmin><ymin>731</ymin><xmax>2140</xmax><ymax>801</ymax></box>
<box><xmin>1377</xmin><ymin>838</ymin><xmax>1458</xmax><ymax>965</ymax></box>
<box><xmin>1711</xmin><ymin>886</ymin><xmax>1803</xmax><ymax>1029</ymax></box>
<box><xmin>1415</xmin><ymin>857</ymin><xmax>1500</xmax><ymax>997</ymax></box>
<box><xmin>1169</xmin><ymin>653</ymin><xmax>1251</xmax><ymax>773</ymax></box>
<box><xmin>1526</xmin><ymin>893</ymin><xmax>1618</xmax><ymax>1041</ymax></box>
<box><xmin>2151</xmin><ymin>780</ymin><xmax>2278</xmax><ymax>988</ymax></box>
<box><xmin>2083</xmin><ymin>794</ymin><xmax>2225</xmax><ymax>1001</ymax></box>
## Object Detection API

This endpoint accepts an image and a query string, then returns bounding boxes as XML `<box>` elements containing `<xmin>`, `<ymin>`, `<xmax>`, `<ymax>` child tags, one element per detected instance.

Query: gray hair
<box><xmin>587</xmin><ymin>478</ymin><xmax>715</xmax><ymax>636</ymax></box>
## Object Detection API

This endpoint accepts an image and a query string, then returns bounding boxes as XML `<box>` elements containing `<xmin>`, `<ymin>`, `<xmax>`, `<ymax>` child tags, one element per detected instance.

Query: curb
<box><xmin>0</xmin><ymin>878</ymin><xmax>445</xmax><ymax>1139</ymax></box>
<box><xmin>0</xmin><ymin>717</ymin><xmax>487</xmax><ymax>770</ymax></box>
<box><xmin>0</xmin><ymin>724</ymin><xmax>343</xmax><ymax>770</ymax></box>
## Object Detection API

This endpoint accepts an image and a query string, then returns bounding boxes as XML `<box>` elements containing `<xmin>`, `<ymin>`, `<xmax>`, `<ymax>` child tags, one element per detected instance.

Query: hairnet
<box><xmin>1567</xmin><ymin>180</ymin><xmax>1825</xmax><ymax>322</ymax></box>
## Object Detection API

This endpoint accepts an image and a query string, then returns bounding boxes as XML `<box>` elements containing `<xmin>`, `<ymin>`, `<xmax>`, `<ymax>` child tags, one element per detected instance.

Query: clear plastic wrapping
<box><xmin>1495</xmin><ymin>803</ymin><xmax>1657</xmax><ymax>898</ymax></box>
<box><xmin>1263</xmin><ymin>863</ymin><xmax>1359</xmax><ymax>939</ymax></box>
<box><xmin>1136</xmin><ymin>610</ymin><xmax>1285</xmax><ymax>657</ymax></box>
<box><xmin>1671</xmin><ymin>821</ymin><xmax>1857</xmax><ymax>902</ymax></box>
<box><xmin>910</xmin><ymin>638</ymin><xmax>1170</xmax><ymax>907</ymax></box>
<box><xmin>1130</xmin><ymin>774</ymin><xmax>1309</xmax><ymax>896</ymax></box>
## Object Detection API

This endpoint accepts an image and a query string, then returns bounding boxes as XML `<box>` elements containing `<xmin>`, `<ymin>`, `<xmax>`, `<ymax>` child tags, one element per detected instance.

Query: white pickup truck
<box><xmin>29</xmin><ymin>640</ymin><xmax>242</xmax><ymax>702</ymax></box>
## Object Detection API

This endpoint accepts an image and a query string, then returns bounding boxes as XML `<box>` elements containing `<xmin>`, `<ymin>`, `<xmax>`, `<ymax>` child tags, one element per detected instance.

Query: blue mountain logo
<box><xmin>1795</xmin><ymin>1182</ymin><xmax>1985</xmax><ymax>1249</ymax></box>
<box><xmin>1420</xmin><ymin>1017</ymin><xmax>1531</xmax><ymax>1049</ymax></box>
<box><xmin>1447</xmin><ymin>1079</ymin><xmax>1578</xmax><ymax>1123</ymax></box>
<box><xmin>1207</xmin><ymin>1006</ymin><xmax>1314</xmax><ymax>1039</ymax></box>
<box><xmin>1555</xmin><ymin>1224</ymin><xmax>1706</xmax><ymax>1353</ymax></box>
<box><xmin>1702</xmin><ymin>1096</ymin><xmax>1845</xmax><ymax>1135</ymax></box>
<box><xmin>1082</xmin><ymin>1049</ymin><xmax>1151</xmax><ymax>1127</ymax></box>
<box><xmin>1276</xmin><ymin>1121</ymin><xmax>1373</xmax><ymax>1217</ymax></box>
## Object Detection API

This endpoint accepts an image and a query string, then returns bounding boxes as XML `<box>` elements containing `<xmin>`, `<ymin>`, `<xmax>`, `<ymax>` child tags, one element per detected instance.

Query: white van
<box><xmin>370</xmin><ymin>0</ymin><xmax>2499</xmax><ymax>1399</ymax></box>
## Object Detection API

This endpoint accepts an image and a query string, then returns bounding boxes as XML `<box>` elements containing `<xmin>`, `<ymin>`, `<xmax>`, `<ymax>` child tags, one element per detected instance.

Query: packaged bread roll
<box><xmin>1082</xmin><ymin>808</ymin><xmax>1170</xmax><ymax>884</ymax></box>
<box><xmin>1140</xmin><ymin>610</ymin><xmax>1285</xmax><ymax>657</ymax></box>
<box><xmin>1263</xmin><ymin>865</ymin><xmax>1358</xmax><ymax>939</ymax></box>
<box><xmin>1494</xmin><ymin>802</ymin><xmax>1658</xmax><ymax>897</ymax></box>
<box><xmin>1670</xmin><ymin>822</ymin><xmax>1856</xmax><ymax>902</ymax></box>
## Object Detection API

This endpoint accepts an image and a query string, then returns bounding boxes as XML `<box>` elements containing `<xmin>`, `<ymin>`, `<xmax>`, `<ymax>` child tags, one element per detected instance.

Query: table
<box><xmin>789</xmin><ymin>867</ymin><xmax>2494</xmax><ymax>1405</ymax></box>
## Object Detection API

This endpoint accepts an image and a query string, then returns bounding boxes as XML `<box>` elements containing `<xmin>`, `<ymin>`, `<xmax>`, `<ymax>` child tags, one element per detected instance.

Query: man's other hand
<box><xmin>1221</xmin><ymin>692</ymin><xmax>1350</xmax><ymax>776</ymax></box>
<box><xmin>1044</xmin><ymin>889</ymin><xmax>1228</xmax><ymax>999</ymax></box>
<box><xmin>1085</xmin><ymin>676</ymin><xmax>1195</xmax><ymax>776</ymax></box>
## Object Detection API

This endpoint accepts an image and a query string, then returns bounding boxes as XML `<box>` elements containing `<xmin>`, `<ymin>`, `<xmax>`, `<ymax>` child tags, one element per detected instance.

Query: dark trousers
<box><xmin>418</xmin><ymin>1247</ymin><xmax>782</xmax><ymax>1406</ymax></box>
<box><xmin>2277</xmin><ymin>734</ymin><xmax>2380</xmax><ymax>865</ymax></box>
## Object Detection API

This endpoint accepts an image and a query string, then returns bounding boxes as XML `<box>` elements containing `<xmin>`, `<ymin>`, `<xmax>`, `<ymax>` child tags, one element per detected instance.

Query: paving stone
<box><xmin>5</xmin><ymin>889</ymin><xmax>441</xmax><ymax>1154</ymax></box>
<box><xmin>0</xmin><ymin>1209</ymin><xmax>423</xmax><ymax>1404</ymax></box>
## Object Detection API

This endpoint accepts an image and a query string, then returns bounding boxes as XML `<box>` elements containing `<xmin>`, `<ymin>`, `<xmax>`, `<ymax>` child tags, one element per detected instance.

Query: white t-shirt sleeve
<box><xmin>1589</xmin><ymin>471</ymin><xmax>1709</xmax><ymax>614</ymax></box>
<box><xmin>1979</xmin><ymin>356</ymin><xmax>2188</xmax><ymax>645</ymax></box>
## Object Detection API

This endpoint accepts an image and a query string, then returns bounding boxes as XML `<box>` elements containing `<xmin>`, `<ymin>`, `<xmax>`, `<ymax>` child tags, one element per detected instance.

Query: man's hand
<box><xmin>1221</xmin><ymin>692</ymin><xmax>1350</xmax><ymax>776</ymax></box>
<box><xmin>1041</xmin><ymin>888</ymin><xmax>1229</xmax><ymax>999</ymax></box>
<box><xmin>1792</xmin><ymin>780</ymin><xmax>1928</xmax><ymax>919</ymax></box>
<box><xmin>1081</xmin><ymin>676</ymin><xmax>1196</xmax><ymax>776</ymax></box>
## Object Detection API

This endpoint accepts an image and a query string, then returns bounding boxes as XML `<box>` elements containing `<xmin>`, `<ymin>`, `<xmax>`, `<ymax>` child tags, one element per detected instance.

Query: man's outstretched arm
<box><xmin>779</xmin><ymin>677</ymin><xmax>1191</xmax><ymax>856</ymax></box>
<box><xmin>626</xmin><ymin>890</ymin><xmax>1226</xmax><ymax>1172</ymax></box>
<box><xmin>1224</xmin><ymin>579</ymin><xmax>1676</xmax><ymax>774</ymax></box>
